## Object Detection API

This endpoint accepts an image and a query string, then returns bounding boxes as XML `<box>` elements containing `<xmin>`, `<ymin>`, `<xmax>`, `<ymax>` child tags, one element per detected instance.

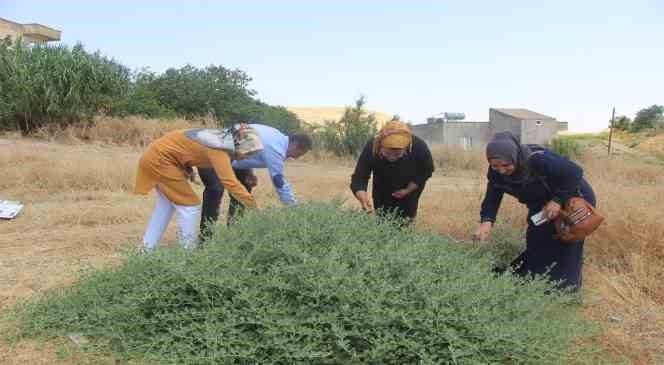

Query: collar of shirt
<box><xmin>232</xmin><ymin>124</ymin><xmax>288</xmax><ymax>169</ymax></box>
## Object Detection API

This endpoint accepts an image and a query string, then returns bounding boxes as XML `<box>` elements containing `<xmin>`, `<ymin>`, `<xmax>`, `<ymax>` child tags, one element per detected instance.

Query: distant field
<box><xmin>558</xmin><ymin>130</ymin><xmax>664</xmax><ymax>163</ymax></box>
<box><xmin>288</xmin><ymin>106</ymin><xmax>394</xmax><ymax>127</ymax></box>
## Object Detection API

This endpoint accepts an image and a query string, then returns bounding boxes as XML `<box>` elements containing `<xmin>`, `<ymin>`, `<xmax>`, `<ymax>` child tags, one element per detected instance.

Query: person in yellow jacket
<box><xmin>134</xmin><ymin>126</ymin><xmax>262</xmax><ymax>251</ymax></box>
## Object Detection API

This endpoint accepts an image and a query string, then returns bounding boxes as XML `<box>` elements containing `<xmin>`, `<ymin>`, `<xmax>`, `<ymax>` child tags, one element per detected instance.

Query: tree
<box><xmin>632</xmin><ymin>105</ymin><xmax>664</xmax><ymax>131</ymax></box>
<box><xmin>611</xmin><ymin>115</ymin><xmax>631</xmax><ymax>131</ymax></box>
<box><xmin>313</xmin><ymin>96</ymin><xmax>378</xmax><ymax>156</ymax></box>
<box><xmin>110</xmin><ymin>68</ymin><xmax>176</xmax><ymax>118</ymax></box>
<box><xmin>250</xmin><ymin>101</ymin><xmax>301</xmax><ymax>134</ymax></box>
<box><xmin>140</xmin><ymin>64</ymin><xmax>302</xmax><ymax>131</ymax></box>
<box><xmin>147</xmin><ymin>64</ymin><xmax>255</xmax><ymax>122</ymax></box>
<box><xmin>0</xmin><ymin>42</ymin><xmax>303</xmax><ymax>133</ymax></box>
<box><xmin>337</xmin><ymin>97</ymin><xmax>378</xmax><ymax>156</ymax></box>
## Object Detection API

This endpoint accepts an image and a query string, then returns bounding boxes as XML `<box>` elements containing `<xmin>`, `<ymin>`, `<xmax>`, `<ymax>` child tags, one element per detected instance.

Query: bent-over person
<box><xmin>134</xmin><ymin>128</ymin><xmax>260</xmax><ymax>251</ymax></box>
<box><xmin>350</xmin><ymin>121</ymin><xmax>434</xmax><ymax>224</ymax></box>
<box><xmin>473</xmin><ymin>131</ymin><xmax>597</xmax><ymax>291</ymax></box>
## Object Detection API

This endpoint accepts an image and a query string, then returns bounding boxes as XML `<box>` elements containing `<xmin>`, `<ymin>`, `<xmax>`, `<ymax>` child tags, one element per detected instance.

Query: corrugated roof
<box><xmin>492</xmin><ymin>108</ymin><xmax>555</xmax><ymax>120</ymax></box>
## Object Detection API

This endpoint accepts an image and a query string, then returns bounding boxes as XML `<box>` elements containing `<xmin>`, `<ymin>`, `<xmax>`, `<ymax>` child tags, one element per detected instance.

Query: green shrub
<box><xmin>631</xmin><ymin>104</ymin><xmax>664</xmax><ymax>132</ymax></box>
<box><xmin>0</xmin><ymin>39</ymin><xmax>130</xmax><ymax>133</ymax></box>
<box><xmin>310</xmin><ymin>119</ymin><xmax>343</xmax><ymax>152</ymax></box>
<box><xmin>475</xmin><ymin>224</ymin><xmax>526</xmax><ymax>269</ymax></box>
<box><xmin>143</xmin><ymin>64</ymin><xmax>254</xmax><ymax>122</ymax></box>
<box><xmin>110</xmin><ymin>69</ymin><xmax>177</xmax><ymax>119</ymax></box>
<box><xmin>0</xmin><ymin>40</ymin><xmax>302</xmax><ymax>133</ymax></box>
<box><xmin>612</xmin><ymin>115</ymin><xmax>631</xmax><ymax>131</ymax></box>
<box><xmin>114</xmin><ymin>65</ymin><xmax>302</xmax><ymax>131</ymax></box>
<box><xmin>250</xmin><ymin>101</ymin><xmax>302</xmax><ymax>134</ymax></box>
<box><xmin>549</xmin><ymin>136</ymin><xmax>581</xmax><ymax>159</ymax></box>
<box><xmin>16</xmin><ymin>203</ymin><xmax>597</xmax><ymax>364</ymax></box>
<box><xmin>311</xmin><ymin>97</ymin><xmax>378</xmax><ymax>156</ymax></box>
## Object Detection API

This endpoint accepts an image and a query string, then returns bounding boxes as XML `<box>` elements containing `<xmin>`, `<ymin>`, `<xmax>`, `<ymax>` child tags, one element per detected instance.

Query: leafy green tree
<box><xmin>315</xmin><ymin>96</ymin><xmax>378</xmax><ymax>156</ymax></box>
<box><xmin>611</xmin><ymin>115</ymin><xmax>631</xmax><ymax>131</ymax></box>
<box><xmin>147</xmin><ymin>64</ymin><xmax>255</xmax><ymax>122</ymax></box>
<box><xmin>111</xmin><ymin>69</ymin><xmax>176</xmax><ymax>118</ymax></box>
<box><xmin>250</xmin><ymin>101</ymin><xmax>301</xmax><ymax>134</ymax></box>
<box><xmin>338</xmin><ymin>96</ymin><xmax>378</xmax><ymax>155</ymax></box>
<box><xmin>141</xmin><ymin>64</ymin><xmax>302</xmax><ymax>131</ymax></box>
<box><xmin>632</xmin><ymin>104</ymin><xmax>664</xmax><ymax>131</ymax></box>
<box><xmin>0</xmin><ymin>41</ymin><xmax>302</xmax><ymax>133</ymax></box>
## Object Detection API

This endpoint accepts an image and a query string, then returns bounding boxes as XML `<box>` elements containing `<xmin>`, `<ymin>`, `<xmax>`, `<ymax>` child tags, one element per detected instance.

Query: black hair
<box><xmin>288</xmin><ymin>133</ymin><xmax>313</xmax><ymax>151</ymax></box>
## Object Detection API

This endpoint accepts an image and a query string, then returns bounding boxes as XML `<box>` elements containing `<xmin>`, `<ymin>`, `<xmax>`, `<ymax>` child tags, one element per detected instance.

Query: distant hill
<box><xmin>288</xmin><ymin>106</ymin><xmax>394</xmax><ymax>128</ymax></box>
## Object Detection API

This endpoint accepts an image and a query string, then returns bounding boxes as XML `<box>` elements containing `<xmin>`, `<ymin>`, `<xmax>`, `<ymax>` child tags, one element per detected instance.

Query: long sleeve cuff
<box><xmin>412</xmin><ymin>176</ymin><xmax>428</xmax><ymax>188</ymax></box>
<box><xmin>480</xmin><ymin>216</ymin><xmax>496</xmax><ymax>223</ymax></box>
<box><xmin>276</xmin><ymin>184</ymin><xmax>298</xmax><ymax>206</ymax></box>
<box><xmin>350</xmin><ymin>182</ymin><xmax>368</xmax><ymax>195</ymax></box>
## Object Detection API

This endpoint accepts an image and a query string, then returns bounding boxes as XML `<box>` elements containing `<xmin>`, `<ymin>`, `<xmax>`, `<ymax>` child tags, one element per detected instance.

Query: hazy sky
<box><xmin>3</xmin><ymin>0</ymin><xmax>662</xmax><ymax>131</ymax></box>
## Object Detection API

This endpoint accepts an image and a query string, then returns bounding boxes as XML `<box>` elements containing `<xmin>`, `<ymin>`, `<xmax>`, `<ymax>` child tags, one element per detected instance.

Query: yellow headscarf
<box><xmin>373</xmin><ymin>121</ymin><xmax>413</xmax><ymax>156</ymax></box>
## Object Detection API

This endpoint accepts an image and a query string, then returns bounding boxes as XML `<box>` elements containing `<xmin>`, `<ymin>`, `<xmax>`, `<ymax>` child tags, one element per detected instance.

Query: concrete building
<box><xmin>412</xmin><ymin>108</ymin><xmax>567</xmax><ymax>149</ymax></box>
<box><xmin>0</xmin><ymin>18</ymin><xmax>61</xmax><ymax>44</ymax></box>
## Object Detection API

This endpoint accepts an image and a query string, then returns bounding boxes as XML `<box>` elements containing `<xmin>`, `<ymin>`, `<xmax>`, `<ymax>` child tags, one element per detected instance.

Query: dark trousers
<box><xmin>198</xmin><ymin>167</ymin><xmax>252</xmax><ymax>234</ymax></box>
<box><xmin>373</xmin><ymin>186</ymin><xmax>425</xmax><ymax>225</ymax></box>
<box><xmin>508</xmin><ymin>179</ymin><xmax>597</xmax><ymax>291</ymax></box>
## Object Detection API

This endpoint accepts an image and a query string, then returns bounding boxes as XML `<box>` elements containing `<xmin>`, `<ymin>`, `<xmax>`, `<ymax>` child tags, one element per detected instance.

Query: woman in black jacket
<box><xmin>473</xmin><ymin>132</ymin><xmax>596</xmax><ymax>291</ymax></box>
<box><xmin>350</xmin><ymin>121</ymin><xmax>434</xmax><ymax>223</ymax></box>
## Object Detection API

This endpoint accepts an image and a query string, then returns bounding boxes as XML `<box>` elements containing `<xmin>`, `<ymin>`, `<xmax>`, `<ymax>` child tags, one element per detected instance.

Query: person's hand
<box><xmin>185</xmin><ymin>166</ymin><xmax>197</xmax><ymax>183</ymax></box>
<box><xmin>392</xmin><ymin>182</ymin><xmax>417</xmax><ymax>200</ymax></box>
<box><xmin>359</xmin><ymin>196</ymin><xmax>374</xmax><ymax>212</ymax></box>
<box><xmin>391</xmin><ymin>189</ymin><xmax>410</xmax><ymax>200</ymax></box>
<box><xmin>542</xmin><ymin>200</ymin><xmax>561</xmax><ymax>220</ymax></box>
<box><xmin>472</xmin><ymin>221</ymin><xmax>493</xmax><ymax>242</ymax></box>
<box><xmin>243</xmin><ymin>172</ymin><xmax>258</xmax><ymax>188</ymax></box>
<box><xmin>355</xmin><ymin>191</ymin><xmax>374</xmax><ymax>213</ymax></box>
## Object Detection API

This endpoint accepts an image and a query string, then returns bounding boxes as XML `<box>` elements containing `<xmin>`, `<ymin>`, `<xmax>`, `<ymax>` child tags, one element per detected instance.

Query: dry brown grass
<box><xmin>635</xmin><ymin>133</ymin><xmax>664</xmax><ymax>160</ymax></box>
<box><xmin>1</xmin><ymin>118</ymin><xmax>663</xmax><ymax>363</ymax></box>
<box><xmin>30</xmin><ymin>115</ymin><xmax>200</xmax><ymax>146</ymax></box>
<box><xmin>579</xmin><ymin>156</ymin><xmax>664</xmax><ymax>364</ymax></box>
<box><xmin>429</xmin><ymin>144</ymin><xmax>488</xmax><ymax>173</ymax></box>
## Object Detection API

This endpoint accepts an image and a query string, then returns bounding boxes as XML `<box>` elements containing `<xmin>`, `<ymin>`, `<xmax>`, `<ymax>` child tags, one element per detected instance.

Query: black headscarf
<box><xmin>486</xmin><ymin>131</ymin><xmax>536</xmax><ymax>184</ymax></box>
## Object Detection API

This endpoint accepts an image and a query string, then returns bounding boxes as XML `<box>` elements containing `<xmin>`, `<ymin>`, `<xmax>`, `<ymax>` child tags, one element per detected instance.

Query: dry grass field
<box><xmin>0</xmin><ymin>117</ymin><xmax>662</xmax><ymax>364</ymax></box>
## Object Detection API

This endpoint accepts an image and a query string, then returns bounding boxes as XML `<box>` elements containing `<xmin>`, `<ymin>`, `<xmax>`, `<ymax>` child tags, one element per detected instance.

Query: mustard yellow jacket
<box><xmin>134</xmin><ymin>130</ymin><xmax>255</xmax><ymax>208</ymax></box>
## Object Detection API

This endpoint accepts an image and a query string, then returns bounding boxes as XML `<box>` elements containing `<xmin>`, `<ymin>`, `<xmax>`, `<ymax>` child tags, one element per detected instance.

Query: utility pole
<box><xmin>607</xmin><ymin>107</ymin><xmax>615</xmax><ymax>156</ymax></box>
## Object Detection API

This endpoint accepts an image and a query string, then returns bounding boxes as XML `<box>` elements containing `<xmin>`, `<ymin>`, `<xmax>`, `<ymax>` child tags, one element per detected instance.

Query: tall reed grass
<box><xmin>0</xmin><ymin>40</ymin><xmax>130</xmax><ymax>133</ymax></box>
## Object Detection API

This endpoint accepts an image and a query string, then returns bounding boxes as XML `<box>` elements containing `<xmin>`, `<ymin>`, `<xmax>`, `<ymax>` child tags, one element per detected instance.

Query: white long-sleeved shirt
<box><xmin>232</xmin><ymin>124</ymin><xmax>297</xmax><ymax>205</ymax></box>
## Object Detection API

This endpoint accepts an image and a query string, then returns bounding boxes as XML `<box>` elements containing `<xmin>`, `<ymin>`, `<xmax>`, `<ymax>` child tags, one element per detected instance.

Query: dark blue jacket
<box><xmin>480</xmin><ymin>149</ymin><xmax>584</xmax><ymax>223</ymax></box>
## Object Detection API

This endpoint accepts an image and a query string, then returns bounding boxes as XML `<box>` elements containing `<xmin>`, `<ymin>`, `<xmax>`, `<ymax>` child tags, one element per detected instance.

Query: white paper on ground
<box><xmin>0</xmin><ymin>200</ymin><xmax>24</xmax><ymax>219</ymax></box>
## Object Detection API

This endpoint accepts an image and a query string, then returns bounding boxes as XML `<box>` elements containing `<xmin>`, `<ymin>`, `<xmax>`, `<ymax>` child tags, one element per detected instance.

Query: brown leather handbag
<box><xmin>553</xmin><ymin>197</ymin><xmax>604</xmax><ymax>242</ymax></box>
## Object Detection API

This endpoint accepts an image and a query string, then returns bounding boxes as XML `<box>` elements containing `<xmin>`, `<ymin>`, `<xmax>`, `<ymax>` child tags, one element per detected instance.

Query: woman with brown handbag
<box><xmin>472</xmin><ymin>132</ymin><xmax>597</xmax><ymax>291</ymax></box>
